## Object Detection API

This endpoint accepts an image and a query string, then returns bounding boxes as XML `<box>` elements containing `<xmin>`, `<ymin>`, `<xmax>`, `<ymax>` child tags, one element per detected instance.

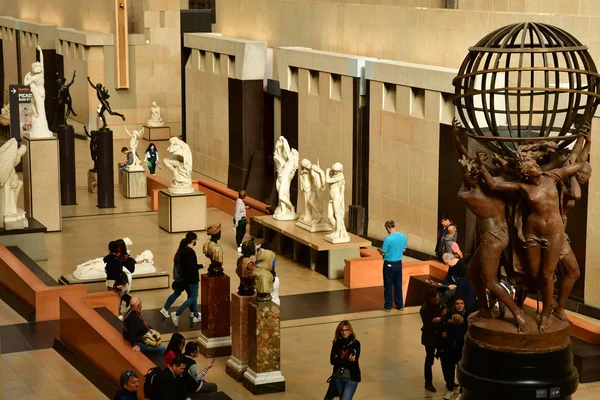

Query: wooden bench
<box><xmin>0</xmin><ymin>244</ymin><xmax>87</xmax><ymax>321</ymax></box>
<box><xmin>253</xmin><ymin>215</ymin><xmax>372</xmax><ymax>279</ymax></box>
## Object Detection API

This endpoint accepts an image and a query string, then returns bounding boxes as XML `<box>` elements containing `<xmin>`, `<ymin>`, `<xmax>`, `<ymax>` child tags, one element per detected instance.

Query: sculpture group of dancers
<box><xmin>273</xmin><ymin>136</ymin><xmax>350</xmax><ymax>243</ymax></box>
<box><xmin>452</xmin><ymin>121</ymin><xmax>591</xmax><ymax>332</ymax></box>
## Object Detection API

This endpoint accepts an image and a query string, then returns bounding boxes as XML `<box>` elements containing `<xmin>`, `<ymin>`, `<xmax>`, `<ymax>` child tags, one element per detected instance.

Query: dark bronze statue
<box><xmin>56</xmin><ymin>70</ymin><xmax>77</xmax><ymax>126</ymax></box>
<box><xmin>84</xmin><ymin>126</ymin><xmax>98</xmax><ymax>172</ymax></box>
<box><xmin>87</xmin><ymin>77</ymin><xmax>125</xmax><ymax>130</ymax></box>
<box><xmin>203</xmin><ymin>224</ymin><xmax>224</xmax><ymax>277</ymax></box>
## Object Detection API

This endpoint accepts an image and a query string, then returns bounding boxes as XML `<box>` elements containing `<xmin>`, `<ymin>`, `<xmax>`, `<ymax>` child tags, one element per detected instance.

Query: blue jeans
<box><xmin>136</xmin><ymin>342</ymin><xmax>166</xmax><ymax>354</ymax></box>
<box><xmin>119</xmin><ymin>165</ymin><xmax>127</xmax><ymax>175</ymax></box>
<box><xmin>383</xmin><ymin>260</ymin><xmax>403</xmax><ymax>309</ymax></box>
<box><xmin>334</xmin><ymin>378</ymin><xmax>358</xmax><ymax>400</ymax></box>
<box><xmin>163</xmin><ymin>282</ymin><xmax>192</xmax><ymax>311</ymax></box>
<box><xmin>176</xmin><ymin>283</ymin><xmax>199</xmax><ymax>317</ymax></box>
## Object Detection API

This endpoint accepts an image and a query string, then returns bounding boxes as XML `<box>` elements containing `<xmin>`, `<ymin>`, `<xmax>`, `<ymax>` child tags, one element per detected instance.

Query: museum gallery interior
<box><xmin>4</xmin><ymin>1</ymin><xmax>600</xmax><ymax>400</ymax></box>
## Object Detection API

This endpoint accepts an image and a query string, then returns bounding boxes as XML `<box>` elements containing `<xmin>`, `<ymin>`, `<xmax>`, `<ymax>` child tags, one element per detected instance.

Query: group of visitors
<box><xmin>114</xmin><ymin>336</ymin><xmax>217</xmax><ymax>400</ymax></box>
<box><xmin>119</xmin><ymin>143</ymin><xmax>159</xmax><ymax>175</ymax></box>
<box><xmin>105</xmin><ymin>239</ymin><xmax>136</xmax><ymax>318</ymax></box>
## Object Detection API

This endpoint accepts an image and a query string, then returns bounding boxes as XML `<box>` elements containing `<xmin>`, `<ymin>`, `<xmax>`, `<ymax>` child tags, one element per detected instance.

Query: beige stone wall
<box><xmin>215</xmin><ymin>1</ymin><xmax>600</xmax><ymax>70</ymax></box>
<box><xmin>459</xmin><ymin>0</ymin><xmax>600</xmax><ymax>15</ymax></box>
<box><xmin>185</xmin><ymin>49</ymin><xmax>230</xmax><ymax>184</ymax></box>
<box><xmin>1</xmin><ymin>27</ymin><xmax>19</xmax><ymax>104</ymax></box>
<box><xmin>19</xmin><ymin>32</ymin><xmax>39</xmax><ymax>80</ymax></box>
<box><xmin>368</xmin><ymin>81</ymin><xmax>448</xmax><ymax>252</ymax></box>
<box><xmin>296</xmin><ymin>69</ymin><xmax>354</xmax><ymax>216</ymax></box>
<box><xmin>585</xmin><ymin>119</ymin><xmax>600</xmax><ymax>308</ymax></box>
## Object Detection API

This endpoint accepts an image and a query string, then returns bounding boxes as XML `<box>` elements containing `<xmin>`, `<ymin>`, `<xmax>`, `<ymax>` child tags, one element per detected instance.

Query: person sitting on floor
<box><xmin>123</xmin><ymin>297</ymin><xmax>166</xmax><ymax>355</ymax></box>
<box><xmin>113</xmin><ymin>370</ymin><xmax>139</xmax><ymax>400</ymax></box>
<box><xmin>181</xmin><ymin>341</ymin><xmax>218</xmax><ymax>396</ymax></box>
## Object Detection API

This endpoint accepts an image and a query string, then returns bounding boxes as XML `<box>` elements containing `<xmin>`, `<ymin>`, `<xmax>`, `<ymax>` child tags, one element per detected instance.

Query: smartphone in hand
<box><xmin>210</xmin><ymin>358</ymin><xmax>216</xmax><ymax>364</ymax></box>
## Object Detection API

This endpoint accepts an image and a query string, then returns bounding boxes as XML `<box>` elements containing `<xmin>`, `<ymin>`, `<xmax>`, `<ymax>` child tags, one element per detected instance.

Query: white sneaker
<box><xmin>159</xmin><ymin>308</ymin><xmax>170</xmax><ymax>319</ymax></box>
<box><xmin>192</xmin><ymin>316</ymin><xmax>201</xmax><ymax>323</ymax></box>
<box><xmin>456</xmin><ymin>395</ymin><xmax>461</xmax><ymax>400</ymax></box>
<box><xmin>444</xmin><ymin>391</ymin><xmax>453</xmax><ymax>400</ymax></box>
<box><xmin>171</xmin><ymin>312</ymin><xmax>180</xmax><ymax>327</ymax></box>
<box><xmin>232</xmin><ymin>227</ymin><xmax>236</xmax><ymax>232</ymax></box>
<box><xmin>453</xmin><ymin>385</ymin><xmax>460</xmax><ymax>394</ymax></box>
<box><xmin>118</xmin><ymin>315</ymin><xmax>124</xmax><ymax>321</ymax></box>
<box><xmin>237</xmin><ymin>247</ymin><xmax>242</xmax><ymax>253</ymax></box>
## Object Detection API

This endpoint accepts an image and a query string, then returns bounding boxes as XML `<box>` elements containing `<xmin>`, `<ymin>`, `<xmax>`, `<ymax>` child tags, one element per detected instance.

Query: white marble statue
<box><xmin>164</xmin><ymin>137</ymin><xmax>194</xmax><ymax>194</ymax></box>
<box><xmin>1</xmin><ymin>104</ymin><xmax>9</xmax><ymax>122</ymax></box>
<box><xmin>24</xmin><ymin>46</ymin><xmax>52</xmax><ymax>138</ymax></box>
<box><xmin>0</xmin><ymin>139</ymin><xmax>28</xmax><ymax>230</ymax></box>
<box><xmin>324</xmin><ymin>162</ymin><xmax>350</xmax><ymax>243</ymax></box>
<box><xmin>72</xmin><ymin>238</ymin><xmax>158</xmax><ymax>282</ymax></box>
<box><xmin>147</xmin><ymin>101</ymin><xmax>164</xmax><ymax>127</ymax></box>
<box><xmin>124</xmin><ymin>126</ymin><xmax>145</xmax><ymax>171</ymax></box>
<box><xmin>296</xmin><ymin>158</ymin><xmax>331</xmax><ymax>232</ymax></box>
<box><xmin>273</xmin><ymin>136</ymin><xmax>299</xmax><ymax>220</ymax></box>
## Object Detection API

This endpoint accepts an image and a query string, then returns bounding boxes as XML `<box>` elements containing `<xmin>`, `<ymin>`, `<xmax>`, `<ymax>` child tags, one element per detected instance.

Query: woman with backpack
<box><xmin>159</xmin><ymin>238</ymin><xmax>194</xmax><ymax>319</ymax></box>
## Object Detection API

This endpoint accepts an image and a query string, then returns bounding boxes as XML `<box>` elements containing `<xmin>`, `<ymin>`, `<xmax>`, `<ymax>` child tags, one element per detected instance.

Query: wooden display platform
<box><xmin>252</xmin><ymin>216</ymin><xmax>371</xmax><ymax>279</ymax></box>
<box><xmin>58</xmin><ymin>271</ymin><xmax>170</xmax><ymax>292</ymax></box>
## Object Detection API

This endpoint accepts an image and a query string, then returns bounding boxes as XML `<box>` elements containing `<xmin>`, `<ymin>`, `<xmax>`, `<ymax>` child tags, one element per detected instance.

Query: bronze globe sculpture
<box><xmin>450</xmin><ymin>22</ymin><xmax>598</xmax><ymax>400</ymax></box>
<box><xmin>453</xmin><ymin>22</ymin><xmax>600</xmax><ymax>158</ymax></box>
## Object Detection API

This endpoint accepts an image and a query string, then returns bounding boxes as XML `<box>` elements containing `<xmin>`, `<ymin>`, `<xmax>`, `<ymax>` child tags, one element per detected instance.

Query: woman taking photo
<box><xmin>330</xmin><ymin>320</ymin><xmax>361</xmax><ymax>400</ymax></box>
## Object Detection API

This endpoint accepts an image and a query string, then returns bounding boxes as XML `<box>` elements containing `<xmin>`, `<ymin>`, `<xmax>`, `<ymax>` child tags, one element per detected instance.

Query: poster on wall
<box><xmin>9</xmin><ymin>85</ymin><xmax>33</xmax><ymax>142</ymax></box>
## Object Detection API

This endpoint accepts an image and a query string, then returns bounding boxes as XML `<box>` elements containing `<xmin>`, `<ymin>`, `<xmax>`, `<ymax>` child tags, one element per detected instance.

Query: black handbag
<box><xmin>324</xmin><ymin>374</ymin><xmax>339</xmax><ymax>400</ymax></box>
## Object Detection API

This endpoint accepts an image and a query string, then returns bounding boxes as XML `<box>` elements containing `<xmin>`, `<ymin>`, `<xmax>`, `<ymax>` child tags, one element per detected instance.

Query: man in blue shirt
<box><xmin>378</xmin><ymin>220</ymin><xmax>408</xmax><ymax>311</ymax></box>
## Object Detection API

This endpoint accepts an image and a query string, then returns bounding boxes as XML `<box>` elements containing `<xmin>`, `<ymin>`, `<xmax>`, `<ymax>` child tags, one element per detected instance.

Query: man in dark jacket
<box><xmin>171</xmin><ymin>233</ymin><xmax>203</xmax><ymax>327</ymax></box>
<box><xmin>420</xmin><ymin>288</ymin><xmax>448</xmax><ymax>393</ymax></box>
<box><xmin>435</xmin><ymin>216</ymin><xmax>454</xmax><ymax>261</ymax></box>
<box><xmin>113</xmin><ymin>370</ymin><xmax>139</xmax><ymax>400</ymax></box>
<box><xmin>158</xmin><ymin>356</ymin><xmax>189</xmax><ymax>400</ymax></box>
<box><xmin>123</xmin><ymin>297</ymin><xmax>166</xmax><ymax>355</ymax></box>
<box><xmin>440</xmin><ymin>253</ymin><xmax>476</xmax><ymax>310</ymax></box>
<box><xmin>105</xmin><ymin>240</ymin><xmax>123</xmax><ymax>291</ymax></box>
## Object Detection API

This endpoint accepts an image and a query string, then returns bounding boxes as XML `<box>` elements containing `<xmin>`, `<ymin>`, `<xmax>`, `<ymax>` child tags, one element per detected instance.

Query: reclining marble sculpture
<box><xmin>164</xmin><ymin>137</ymin><xmax>194</xmax><ymax>194</ymax></box>
<box><xmin>0</xmin><ymin>139</ymin><xmax>28</xmax><ymax>230</ymax></box>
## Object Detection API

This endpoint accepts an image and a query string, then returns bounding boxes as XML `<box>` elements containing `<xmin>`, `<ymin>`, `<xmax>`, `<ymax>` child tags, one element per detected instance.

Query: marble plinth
<box><xmin>295</xmin><ymin>219</ymin><xmax>331</xmax><ymax>233</ymax></box>
<box><xmin>198</xmin><ymin>274</ymin><xmax>231</xmax><ymax>357</ymax></box>
<box><xmin>324</xmin><ymin>233</ymin><xmax>351</xmax><ymax>244</ymax></box>
<box><xmin>158</xmin><ymin>189</ymin><xmax>207</xmax><ymax>233</ymax></box>
<box><xmin>143</xmin><ymin>125</ymin><xmax>170</xmax><ymax>141</ymax></box>
<box><xmin>87</xmin><ymin>171</ymin><xmax>98</xmax><ymax>193</ymax></box>
<box><xmin>2</xmin><ymin>210</ymin><xmax>28</xmax><ymax>230</ymax></box>
<box><xmin>226</xmin><ymin>293</ymin><xmax>256</xmax><ymax>381</ymax></box>
<box><xmin>242</xmin><ymin>301</ymin><xmax>285</xmax><ymax>394</ymax></box>
<box><xmin>122</xmin><ymin>170</ymin><xmax>147</xmax><ymax>199</ymax></box>
<box><xmin>22</xmin><ymin>136</ymin><xmax>62</xmax><ymax>232</ymax></box>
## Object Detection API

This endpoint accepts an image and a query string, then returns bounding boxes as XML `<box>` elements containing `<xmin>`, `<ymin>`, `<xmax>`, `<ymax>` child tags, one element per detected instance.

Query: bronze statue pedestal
<box><xmin>458</xmin><ymin>309</ymin><xmax>578</xmax><ymax>400</ymax></box>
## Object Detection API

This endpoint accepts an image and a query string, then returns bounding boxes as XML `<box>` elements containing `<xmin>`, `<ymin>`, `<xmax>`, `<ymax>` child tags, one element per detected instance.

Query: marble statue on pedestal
<box><xmin>147</xmin><ymin>101</ymin><xmax>164</xmax><ymax>127</ymax></box>
<box><xmin>87</xmin><ymin>77</ymin><xmax>125</xmax><ymax>130</ymax></box>
<box><xmin>24</xmin><ymin>46</ymin><xmax>52</xmax><ymax>138</ymax></box>
<box><xmin>124</xmin><ymin>126</ymin><xmax>145</xmax><ymax>171</ymax></box>
<box><xmin>1</xmin><ymin>104</ymin><xmax>9</xmax><ymax>122</ymax></box>
<box><xmin>296</xmin><ymin>158</ymin><xmax>331</xmax><ymax>232</ymax></box>
<box><xmin>273</xmin><ymin>136</ymin><xmax>299</xmax><ymax>220</ymax></box>
<box><xmin>164</xmin><ymin>137</ymin><xmax>194</xmax><ymax>194</ymax></box>
<box><xmin>324</xmin><ymin>162</ymin><xmax>350</xmax><ymax>243</ymax></box>
<box><xmin>0</xmin><ymin>139</ymin><xmax>28</xmax><ymax>230</ymax></box>
<box><xmin>72</xmin><ymin>237</ymin><xmax>157</xmax><ymax>282</ymax></box>
<box><xmin>203</xmin><ymin>223</ymin><xmax>224</xmax><ymax>277</ymax></box>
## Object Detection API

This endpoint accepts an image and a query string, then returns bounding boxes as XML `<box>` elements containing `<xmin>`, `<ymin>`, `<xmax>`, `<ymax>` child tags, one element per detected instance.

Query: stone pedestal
<box><xmin>324</xmin><ymin>234</ymin><xmax>351</xmax><ymax>244</ymax></box>
<box><xmin>226</xmin><ymin>293</ymin><xmax>256</xmax><ymax>381</ymax></box>
<box><xmin>458</xmin><ymin>309</ymin><xmax>578</xmax><ymax>400</ymax></box>
<box><xmin>2</xmin><ymin>210</ymin><xmax>28</xmax><ymax>230</ymax></box>
<box><xmin>87</xmin><ymin>171</ymin><xmax>98</xmax><ymax>193</ymax></box>
<box><xmin>158</xmin><ymin>189</ymin><xmax>207</xmax><ymax>233</ymax></box>
<box><xmin>122</xmin><ymin>169</ymin><xmax>147</xmax><ymax>198</ymax></box>
<box><xmin>95</xmin><ymin>129</ymin><xmax>114</xmax><ymax>208</ymax></box>
<box><xmin>198</xmin><ymin>274</ymin><xmax>231</xmax><ymax>357</ymax></box>
<box><xmin>242</xmin><ymin>302</ymin><xmax>285</xmax><ymax>394</ymax></box>
<box><xmin>143</xmin><ymin>125</ymin><xmax>171</xmax><ymax>141</ymax></box>
<box><xmin>22</xmin><ymin>136</ymin><xmax>62</xmax><ymax>232</ymax></box>
<box><xmin>57</xmin><ymin>125</ymin><xmax>76</xmax><ymax>205</ymax></box>
<box><xmin>295</xmin><ymin>219</ymin><xmax>331</xmax><ymax>233</ymax></box>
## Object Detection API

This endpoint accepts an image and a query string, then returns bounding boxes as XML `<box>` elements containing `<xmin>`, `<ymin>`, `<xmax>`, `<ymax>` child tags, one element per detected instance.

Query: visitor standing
<box><xmin>171</xmin><ymin>233</ymin><xmax>202</xmax><ymax>327</ymax></box>
<box><xmin>435</xmin><ymin>216</ymin><xmax>454</xmax><ymax>261</ymax></box>
<box><xmin>439</xmin><ymin>312</ymin><xmax>467</xmax><ymax>400</ymax></box>
<box><xmin>377</xmin><ymin>220</ymin><xmax>407</xmax><ymax>311</ymax></box>
<box><xmin>330</xmin><ymin>320</ymin><xmax>361</xmax><ymax>400</ymax></box>
<box><xmin>440</xmin><ymin>253</ymin><xmax>475</xmax><ymax>308</ymax></box>
<box><xmin>160</xmin><ymin>238</ymin><xmax>194</xmax><ymax>319</ymax></box>
<box><xmin>420</xmin><ymin>288</ymin><xmax>448</xmax><ymax>393</ymax></box>
<box><xmin>234</xmin><ymin>190</ymin><xmax>249</xmax><ymax>253</ymax></box>
<box><xmin>144</xmin><ymin>143</ymin><xmax>159</xmax><ymax>175</ymax></box>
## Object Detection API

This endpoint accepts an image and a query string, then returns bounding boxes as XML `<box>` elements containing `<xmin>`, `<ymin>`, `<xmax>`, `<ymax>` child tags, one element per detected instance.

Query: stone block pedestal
<box><xmin>22</xmin><ymin>136</ymin><xmax>62</xmax><ymax>232</ymax></box>
<box><xmin>198</xmin><ymin>274</ymin><xmax>231</xmax><ymax>358</ymax></box>
<box><xmin>143</xmin><ymin>125</ymin><xmax>171</xmax><ymax>141</ymax></box>
<box><xmin>122</xmin><ymin>169</ymin><xmax>147</xmax><ymax>198</ymax></box>
<box><xmin>87</xmin><ymin>171</ymin><xmax>98</xmax><ymax>193</ymax></box>
<box><xmin>295</xmin><ymin>219</ymin><xmax>331</xmax><ymax>233</ymax></box>
<box><xmin>242</xmin><ymin>302</ymin><xmax>285</xmax><ymax>394</ymax></box>
<box><xmin>226</xmin><ymin>293</ymin><xmax>256</xmax><ymax>381</ymax></box>
<box><xmin>158</xmin><ymin>189</ymin><xmax>207</xmax><ymax>233</ymax></box>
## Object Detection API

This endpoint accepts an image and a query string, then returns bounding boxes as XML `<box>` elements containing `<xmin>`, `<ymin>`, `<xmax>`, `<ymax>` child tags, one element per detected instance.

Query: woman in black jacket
<box><xmin>171</xmin><ymin>233</ymin><xmax>202</xmax><ymax>327</ymax></box>
<box><xmin>330</xmin><ymin>320</ymin><xmax>361</xmax><ymax>400</ymax></box>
